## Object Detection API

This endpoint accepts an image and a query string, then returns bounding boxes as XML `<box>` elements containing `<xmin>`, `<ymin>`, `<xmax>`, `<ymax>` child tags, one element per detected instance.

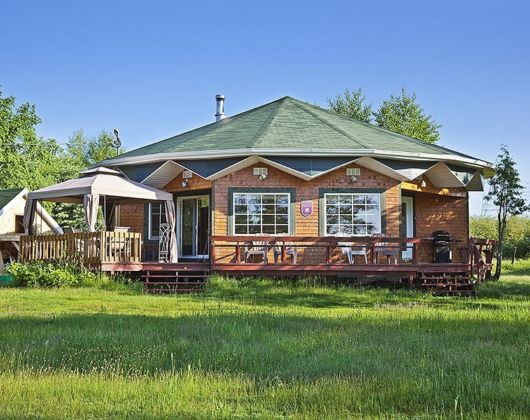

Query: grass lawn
<box><xmin>0</xmin><ymin>264</ymin><xmax>529</xmax><ymax>418</ymax></box>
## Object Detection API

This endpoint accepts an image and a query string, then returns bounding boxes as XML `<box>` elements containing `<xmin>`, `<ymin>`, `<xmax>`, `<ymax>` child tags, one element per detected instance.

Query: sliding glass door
<box><xmin>177</xmin><ymin>195</ymin><xmax>210</xmax><ymax>258</ymax></box>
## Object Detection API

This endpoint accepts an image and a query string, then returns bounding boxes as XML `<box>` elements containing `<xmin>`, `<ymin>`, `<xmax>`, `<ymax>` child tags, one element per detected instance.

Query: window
<box><xmin>148</xmin><ymin>203</ymin><xmax>167</xmax><ymax>240</ymax></box>
<box><xmin>15</xmin><ymin>215</ymin><xmax>24</xmax><ymax>233</ymax></box>
<box><xmin>324</xmin><ymin>193</ymin><xmax>381</xmax><ymax>236</ymax></box>
<box><xmin>233</xmin><ymin>193</ymin><xmax>290</xmax><ymax>235</ymax></box>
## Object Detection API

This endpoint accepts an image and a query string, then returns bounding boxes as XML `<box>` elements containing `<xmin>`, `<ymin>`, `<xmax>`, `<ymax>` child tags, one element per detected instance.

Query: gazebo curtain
<box><xmin>165</xmin><ymin>199</ymin><xmax>178</xmax><ymax>262</ymax></box>
<box><xmin>83</xmin><ymin>193</ymin><xmax>100</xmax><ymax>232</ymax></box>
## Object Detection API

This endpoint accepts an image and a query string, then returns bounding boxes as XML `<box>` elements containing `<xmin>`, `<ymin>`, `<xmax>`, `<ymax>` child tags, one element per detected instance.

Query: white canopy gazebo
<box><xmin>23</xmin><ymin>167</ymin><xmax>178</xmax><ymax>262</ymax></box>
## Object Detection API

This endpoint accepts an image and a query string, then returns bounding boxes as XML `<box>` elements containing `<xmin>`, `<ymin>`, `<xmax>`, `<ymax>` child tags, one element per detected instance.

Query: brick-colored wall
<box><xmin>212</xmin><ymin>163</ymin><xmax>401</xmax><ymax>263</ymax></box>
<box><xmin>165</xmin><ymin>172</ymin><xmax>213</xmax><ymax>193</ymax></box>
<box><xmin>117</xmin><ymin>163</ymin><xmax>470</xmax><ymax>265</ymax></box>
<box><xmin>118</xmin><ymin>173</ymin><xmax>213</xmax><ymax>236</ymax></box>
<box><xmin>414</xmin><ymin>192</ymin><xmax>469</xmax><ymax>263</ymax></box>
<box><xmin>213</xmin><ymin>163</ymin><xmax>400</xmax><ymax>236</ymax></box>
<box><xmin>119</xmin><ymin>204</ymin><xmax>145</xmax><ymax>234</ymax></box>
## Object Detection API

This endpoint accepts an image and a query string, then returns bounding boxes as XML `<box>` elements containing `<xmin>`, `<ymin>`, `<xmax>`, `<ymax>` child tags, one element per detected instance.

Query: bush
<box><xmin>5</xmin><ymin>261</ymin><xmax>142</xmax><ymax>293</ymax></box>
<box><xmin>7</xmin><ymin>261</ymin><xmax>95</xmax><ymax>288</ymax></box>
<box><xmin>470</xmin><ymin>216</ymin><xmax>530</xmax><ymax>259</ymax></box>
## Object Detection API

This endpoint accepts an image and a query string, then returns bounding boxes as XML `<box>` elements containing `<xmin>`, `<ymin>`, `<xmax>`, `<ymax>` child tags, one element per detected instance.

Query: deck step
<box><xmin>141</xmin><ymin>269</ymin><xmax>210</xmax><ymax>294</ymax></box>
<box><xmin>416</xmin><ymin>270</ymin><xmax>476</xmax><ymax>296</ymax></box>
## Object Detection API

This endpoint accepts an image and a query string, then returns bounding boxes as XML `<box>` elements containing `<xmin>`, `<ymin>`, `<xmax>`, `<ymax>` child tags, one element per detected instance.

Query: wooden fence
<box><xmin>19</xmin><ymin>232</ymin><xmax>142</xmax><ymax>265</ymax></box>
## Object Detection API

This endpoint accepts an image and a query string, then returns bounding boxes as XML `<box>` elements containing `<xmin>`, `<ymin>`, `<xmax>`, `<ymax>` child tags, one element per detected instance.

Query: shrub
<box><xmin>7</xmin><ymin>261</ymin><xmax>143</xmax><ymax>293</ymax></box>
<box><xmin>7</xmin><ymin>261</ymin><xmax>94</xmax><ymax>288</ymax></box>
<box><xmin>470</xmin><ymin>216</ymin><xmax>530</xmax><ymax>259</ymax></box>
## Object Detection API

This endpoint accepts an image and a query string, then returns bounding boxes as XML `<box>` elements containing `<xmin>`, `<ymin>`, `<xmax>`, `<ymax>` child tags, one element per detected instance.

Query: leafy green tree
<box><xmin>485</xmin><ymin>145</ymin><xmax>529</xmax><ymax>278</ymax></box>
<box><xmin>327</xmin><ymin>88</ymin><xmax>373</xmax><ymax>123</ymax></box>
<box><xmin>374</xmin><ymin>88</ymin><xmax>441</xmax><ymax>143</ymax></box>
<box><xmin>0</xmin><ymin>89</ymin><xmax>64</xmax><ymax>190</ymax></box>
<box><xmin>66</xmin><ymin>129</ymin><xmax>123</xmax><ymax>169</ymax></box>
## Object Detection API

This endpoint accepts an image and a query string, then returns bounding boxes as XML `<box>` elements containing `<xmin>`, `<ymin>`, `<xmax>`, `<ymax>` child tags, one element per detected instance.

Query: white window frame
<box><xmin>324</xmin><ymin>193</ymin><xmax>381</xmax><ymax>237</ymax></box>
<box><xmin>148</xmin><ymin>203</ymin><xmax>166</xmax><ymax>240</ymax></box>
<box><xmin>232</xmin><ymin>192</ymin><xmax>291</xmax><ymax>235</ymax></box>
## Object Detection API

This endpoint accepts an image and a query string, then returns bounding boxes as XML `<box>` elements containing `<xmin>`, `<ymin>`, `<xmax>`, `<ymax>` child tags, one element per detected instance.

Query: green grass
<box><xmin>0</xmin><ymin>273</ymin><xmax>529</xmax><ymax>418</ymax></box>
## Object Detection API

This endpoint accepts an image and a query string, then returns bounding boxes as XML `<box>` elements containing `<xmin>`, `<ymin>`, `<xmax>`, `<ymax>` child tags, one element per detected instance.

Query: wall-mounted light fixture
<box><xmin>253</xmin><ymin>167</ymin><xmax>268</xmax><ymax>180</ymax></box>
<box><xmin>418</xmin><ymin>176</ymin><xmax>427</xmax><ymax>188</ymax></box>
<box><xmin>181</xmin><ymin>170</ymin><xmax>192</xmax><ymax>187</ymax></box>
<box><xmin>346</xmin><ymin>167</ymin><xmax>360</xmax><ymax>183</ymax></box>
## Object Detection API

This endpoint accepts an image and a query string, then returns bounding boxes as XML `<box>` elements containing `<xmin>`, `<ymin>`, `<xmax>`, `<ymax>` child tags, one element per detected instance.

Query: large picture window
<box><xmin>148</xmin><ymin>203</ymin><xmax>167</xmax><ymax>240</ymax></box>
<box><xmin>324</xmin><ymin>193</ymin><xmax>381</xmax><ymax>236</ymax></box>
<box><xmin>233</xmin><ymin>193</ymin><xmax>290</xmax><ymax>235</ymax></box>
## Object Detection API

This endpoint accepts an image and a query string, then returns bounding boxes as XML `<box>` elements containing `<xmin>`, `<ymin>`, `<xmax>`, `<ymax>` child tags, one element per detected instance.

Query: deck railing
<box><xmin>210</xmin><ymin>235</ymin><xmax>421</xmax><ymax>266</ymax></box>
<box><xmin>19</xmin><ymin>231</ymin><xmax>142</xmax><ymax>265</ymax></box>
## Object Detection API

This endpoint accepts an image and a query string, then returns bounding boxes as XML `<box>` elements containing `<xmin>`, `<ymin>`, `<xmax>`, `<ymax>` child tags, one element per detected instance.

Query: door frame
<box><xmin>176</xmin><ymin>194</ymin><xmax>210</xmax><ymax>258</ymax></box>
<box><xmin>401</xmin><ymin>195</ymin><xmax>415</xmax><ymax>260</ymax></box>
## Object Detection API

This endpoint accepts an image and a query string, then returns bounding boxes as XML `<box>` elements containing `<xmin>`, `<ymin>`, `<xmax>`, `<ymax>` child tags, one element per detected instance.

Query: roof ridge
<box><xmin>288</xmin><ymin>98</ymin><xmax>371</xmax><ymax>149</ymax></box>
<box><xmin>246</xmin><ymin>97</ymin><xmax>287</xmax><ymax>148</ymax></box>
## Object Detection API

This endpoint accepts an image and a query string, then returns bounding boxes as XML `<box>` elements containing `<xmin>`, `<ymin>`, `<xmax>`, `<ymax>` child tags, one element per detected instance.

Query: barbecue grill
<box><xmin>432</xmin><ymin>231</ymin><xmax>452</xmax><ymax>263</ymax></box>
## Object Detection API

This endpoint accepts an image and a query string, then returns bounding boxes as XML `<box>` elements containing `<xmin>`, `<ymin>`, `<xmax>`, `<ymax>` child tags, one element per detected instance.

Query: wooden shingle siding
<box><xmin>117</xmin><ymin>162</ymin><xmax>469</xmax><ymax>265</ymax></box>
<box><xmin>414</xmin><ymin>193</ymin><xmax>469</xmax><ymax>263</ymax></box>
<box><xmin>213</xmin><ymin>163</ymin><xmax>400</xmax><ymax>237</ymax></box>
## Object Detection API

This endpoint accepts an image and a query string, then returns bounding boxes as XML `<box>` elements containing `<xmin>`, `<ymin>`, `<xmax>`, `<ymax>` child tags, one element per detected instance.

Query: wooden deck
<box><xmin>17</xmin><ymin>233</ymin><xmax>495</xmax><ymax>295</ymax></box>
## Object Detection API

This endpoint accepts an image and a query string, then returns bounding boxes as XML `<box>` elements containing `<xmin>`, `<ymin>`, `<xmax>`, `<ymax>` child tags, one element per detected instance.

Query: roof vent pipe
<box><xmin>215</xmin><ymin>94</ymin><xmax>226</xmax><ymax>121</ymax></box>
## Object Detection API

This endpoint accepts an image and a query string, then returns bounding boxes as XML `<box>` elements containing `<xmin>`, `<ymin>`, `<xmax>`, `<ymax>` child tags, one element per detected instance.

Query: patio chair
<box><xmin>113</xmin><ymin>226</ymin><xmax>130</xmax><ymax>233</ymax></box>
<box><xmin>337</xmin><ymin>241</ymin><xmax>368</xmax><ymax>264</ymax></box>
<box><xmin>373</xmin><ymin>234</ymin><xmax>399</xmax><ymax>264</ymax></box>
<box><xmin>62</xmin><ymin>226</ymin><xmax>79</xmax><ymax>234</ymax></box>
<box><xmin>273</xmin><ymin>242</ymin><xmax>298</xmax><ymax>264</ymax></box>
<box><xmin>111</xmin><ymin>226</ymin><xmax>131</xmax><ymax>259</ymax></box>
<box><xmin>244</xmin><ymin>241</ymin><xmax>269</xmax><ymax>263</ymax></box>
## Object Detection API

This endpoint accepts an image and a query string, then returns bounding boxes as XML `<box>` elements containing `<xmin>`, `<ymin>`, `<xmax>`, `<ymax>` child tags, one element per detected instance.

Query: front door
<box><xmin>177</xmin><ymin>195</ymin><xmax>210</xmax><ymax>258</ymax></box>
<box><xmin>401</xmin><ymin>196</ymin><xmax>415</xmax><ymax>260</ymax></box>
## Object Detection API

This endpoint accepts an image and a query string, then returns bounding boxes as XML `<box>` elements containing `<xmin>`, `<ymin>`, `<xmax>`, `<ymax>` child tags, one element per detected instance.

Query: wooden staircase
<box><xmin>417</xmin><ymin>271</ymin><xmax>475</xmax><ymax>296</ymax></box>
<box><xmin>141</xmin><ymin>262</ymin><xmax>210</xmax><ymax>294</ymax></box>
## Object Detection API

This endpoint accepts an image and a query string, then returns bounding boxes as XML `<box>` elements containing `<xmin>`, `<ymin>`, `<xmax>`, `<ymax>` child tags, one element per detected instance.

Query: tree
<box><xmin>66</xmin><ymin>129</ymin><xmax>123</xmax><ymax>169</ymax></box>
<box><xmin>327</xmin><ymin>88</ymin><xmax>372</xmax><ymax>123</ymax></box>
<box><xmin>374</xmin><ymin>88</ymin><xmax>441</xmax><ymax>143</ymax></box>
<box><xmin>485</xmin><ymin>145</ymin><xmax>529</xmax><ymax>279</ymax></box>
<box><xmin>0</xmin><ymin>89</ymin><xmax>65</xmax><ymax>190</ymax></box>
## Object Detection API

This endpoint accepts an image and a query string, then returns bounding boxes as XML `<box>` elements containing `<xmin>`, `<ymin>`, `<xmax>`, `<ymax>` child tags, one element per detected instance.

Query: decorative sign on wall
<box><xmin>300</xmin><ymin>200</ymin><xmax>313</xmax><ymax>217</ymax></box>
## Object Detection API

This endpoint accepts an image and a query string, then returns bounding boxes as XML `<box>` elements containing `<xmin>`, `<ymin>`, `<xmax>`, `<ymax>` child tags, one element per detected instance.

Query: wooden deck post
<box><xmin>412</xmin><ymin>241</ymin><xmax>418</xmax><ymax>264</ymax></box>
<box><xmin>209</xmin><ymin>236</ymin><xmax>213</xmax><ymax>264</ymax></box>
<box><xmin>235</xmin><ymin>242</ymin><xmax>241</xmax><ymax>264</ymax></box>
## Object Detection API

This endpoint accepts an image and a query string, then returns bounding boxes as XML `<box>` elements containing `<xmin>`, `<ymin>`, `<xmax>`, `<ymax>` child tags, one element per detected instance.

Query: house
<box><xmin>20</xmin><ymin>96</ymin><xmax>495</xmax><ymax>291</ymax></box>
<box><xmin>0</xmin><ymin>188</ymin><xmax>62</xmax><ymax>271</ymax></box>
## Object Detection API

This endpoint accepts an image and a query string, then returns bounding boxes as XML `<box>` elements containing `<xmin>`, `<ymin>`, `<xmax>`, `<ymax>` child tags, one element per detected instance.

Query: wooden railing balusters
<box><xmin>19</xmin><ymin>231</ymin><xmax>142</xmax><ymax>266</ymax></box>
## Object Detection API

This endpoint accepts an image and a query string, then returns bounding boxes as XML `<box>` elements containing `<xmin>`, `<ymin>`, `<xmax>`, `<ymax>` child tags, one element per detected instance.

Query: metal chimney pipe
<box><xmin>215</xmin><ymin>94</ymin><xmax>226</xmax><ymax>121</ymax></box>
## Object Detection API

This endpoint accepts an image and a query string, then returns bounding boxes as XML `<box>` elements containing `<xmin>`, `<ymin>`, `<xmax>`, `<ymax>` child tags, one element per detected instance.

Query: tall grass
<box><xmin>0</xmin><ymin>274</ymin><xmax>529</xmax><ymax>418</ymax></box>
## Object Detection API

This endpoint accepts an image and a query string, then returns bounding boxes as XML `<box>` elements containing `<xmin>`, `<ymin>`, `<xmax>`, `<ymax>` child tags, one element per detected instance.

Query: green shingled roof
<box><xmin>0</xmin><ymin>188</ymin><xmax>24</xmax><ymax>210</ymax></box>
<box><xmin>113</xmin><ymin>96</ymin><xmax>475</xmax><ymax>160</ymax></box>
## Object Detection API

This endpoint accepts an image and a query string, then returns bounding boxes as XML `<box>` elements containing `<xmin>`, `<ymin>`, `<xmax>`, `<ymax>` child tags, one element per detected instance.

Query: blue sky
<box><xmin>2</xmin><ymin>0</ymin><xmax>529</xmax><ymax>214</ymax></box>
